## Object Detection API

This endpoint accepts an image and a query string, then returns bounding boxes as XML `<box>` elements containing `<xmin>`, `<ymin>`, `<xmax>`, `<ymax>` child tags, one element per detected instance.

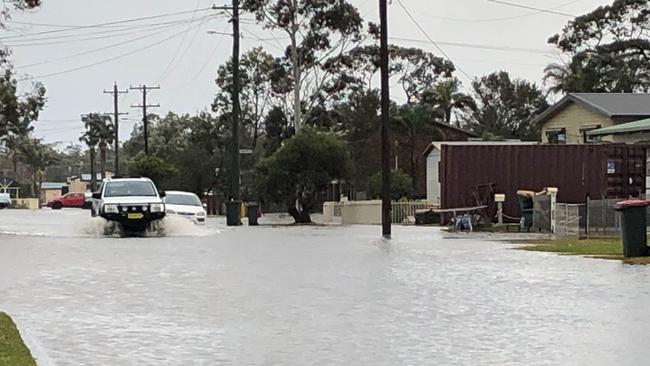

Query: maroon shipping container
<box><xmin>439</xmin><ymin>144</ymin><xmax>646</xmax><ymax>221</ymax></box>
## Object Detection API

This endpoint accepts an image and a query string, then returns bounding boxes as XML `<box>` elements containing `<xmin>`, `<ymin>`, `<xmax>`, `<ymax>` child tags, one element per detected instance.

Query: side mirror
<box><xmin>92</xmin><ymin>192</ymin><xmax>101</xmax><ymax>200</ymax></box>
<box><xmin>159</xmin><ymin>191</ymin><xmax>166</xmax><ymax>198</ymax></box>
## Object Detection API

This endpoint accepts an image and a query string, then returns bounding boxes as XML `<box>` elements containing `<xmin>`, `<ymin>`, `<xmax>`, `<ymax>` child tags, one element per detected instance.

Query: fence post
<box><xmin>585</xmin><ymin>195</ymin><xmax>590</xmax><ymax>237</ymax></box>
<box><xmin>602</xmin><ymin>195</ymin><xmax>606</xmax><ymax>236</ymax></box>
<box><xmin>548</xmin><ymin>188</ymin><xmax>558</xmax><ymax>234</ymax></box>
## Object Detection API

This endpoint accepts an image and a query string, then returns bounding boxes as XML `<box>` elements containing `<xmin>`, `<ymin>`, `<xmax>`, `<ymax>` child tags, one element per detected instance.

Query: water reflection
<box><xmin>0</xmin><ymin>211</ymin><xmax>649</xmax><ymax>365</ymax></box>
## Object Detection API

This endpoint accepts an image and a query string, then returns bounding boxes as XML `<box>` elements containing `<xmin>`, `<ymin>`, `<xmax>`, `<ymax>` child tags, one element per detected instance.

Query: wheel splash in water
<box><xmin>79</xmin><ymin>215</ymin><xmax>211</xmax><ymax>238</ymax></box>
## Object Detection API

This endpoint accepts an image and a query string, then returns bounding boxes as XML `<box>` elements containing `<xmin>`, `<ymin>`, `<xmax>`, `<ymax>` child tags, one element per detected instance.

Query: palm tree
<box><xmin>94</xmin><ymin>115</ymin><xmax>114</xmax><ymax>180</ymax></box>
<box><xmin>424</xmin><ymin>78</ymin><xmax>476</xmax><ymax>126</ymax></box>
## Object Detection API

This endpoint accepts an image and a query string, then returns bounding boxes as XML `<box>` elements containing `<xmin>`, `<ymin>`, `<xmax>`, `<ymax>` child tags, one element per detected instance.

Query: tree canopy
<box><xmin>256</xmin><ymin>128</ymin><xmax>352</xmax><ymax>223</ymax></box>
<box><xmin>242</xmin><ymin>0</ymin><xmax>363</xmax><ymax>131</ymax></box>
<box><xmin>545</xmin><ymin>0</ymin><xmax>650</xmax><ymax>93</ymax></box>
<box><xmin>462</xmin><ymin>71</ymin><xmax>549</xmax><ymax>141</ymax></box>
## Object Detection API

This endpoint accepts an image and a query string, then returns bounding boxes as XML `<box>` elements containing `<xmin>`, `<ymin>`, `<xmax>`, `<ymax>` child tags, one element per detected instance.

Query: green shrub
<box><xmin>368</xmin><ymin>170</ymin><xmax>413</xmax><ymax>201</ymax></box>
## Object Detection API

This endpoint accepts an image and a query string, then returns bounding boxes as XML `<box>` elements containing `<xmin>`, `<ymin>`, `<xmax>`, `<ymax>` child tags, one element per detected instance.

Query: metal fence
<box><xmin>556</xmin><ymin>203</ymin><xmax>583</xmax><ymax>239</ymax></box>
<box><xmin>584</xmin><ymin>198</ymin><xmax>622</xmax><ymax>236</ymax></box>
<box><xmin>327</xmin><ymin>200</ymin><xmax>438</xmax><ymax>224</ymax></box>
<box><xmin>391</xmin><ymin>201</ymin><xmax>438</xmax><ymax>224</ymax></box>
<box><xmin>533</xmin><ymin>197</ymin><xmax>650</xmax><ymax>238</ymax></box>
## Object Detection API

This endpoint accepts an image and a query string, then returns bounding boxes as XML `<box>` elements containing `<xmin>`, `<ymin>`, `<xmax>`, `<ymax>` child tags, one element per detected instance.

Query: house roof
<box><xmin>587</xmin><ymin>118</ymin><xmax>650</xmax><ymax>137</ymax></box>
<box><xmin>532</xmin><ymin>93</ymin><xmax>650</xmax><ymax>126</ymax></box>
<box><xmin>422</xmin><ymin>140</ymin><xmax>537</xmax><ymax>157</ymax></box>
<box><xmin>432</xmin><ymin>121</ymin><xmax>478</xmax><ymax>138</ymax></box>
<box><xmin>41</xmin><ymin>182</ymin><xmax>67</xmax><ymax>190</ymax></box>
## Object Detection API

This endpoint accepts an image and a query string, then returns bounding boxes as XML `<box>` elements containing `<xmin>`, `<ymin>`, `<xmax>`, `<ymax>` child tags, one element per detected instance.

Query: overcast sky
<box><xmin>5</xmin><ymin>0</ymin><xmax>611</xmax><ymax>146</ymax></box>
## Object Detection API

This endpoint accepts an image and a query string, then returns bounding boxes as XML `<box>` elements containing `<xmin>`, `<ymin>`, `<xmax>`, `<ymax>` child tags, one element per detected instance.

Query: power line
<box><xmin>238</xmin><ymin>25</ymin><xmax>284</xmax><ymax>52</ymax></box>
<box><xmin>416</xmin><ymin>0</ymin><xmax>584</xmax><ymax>22</ymax></box>
<box><xmin>396</xmin><ymin>0</ymin><xmax>472</xmax><ymax>81</ymax></box>
<box><xmin>1</xmin><ymin>6</ymin><xmax>216</xmax><ymax>40</ymax></box>
<box><xmin>4</xmin><ymin>16</ymin><xmax>215</xmax><ymax>47</ymax></box>
<box><xmin>16</xmin><ymin>21</ymin><xmax>194</xmax><ymax>69</ymax></box>
<box><xmin>17</xmin><ymin>22</ymin><xmax>205</xmax><ymax>81</ymax></box>
<box><xmin>390</xmin><ymin>36</ymin><xmax>558</xmax><ymax>55</ymax></box>
<box><xmin>155</xmin><ymin>0</ymin><xmax>206</xmax><ymax>83</ymax></box>
<box><xmin>173</xmin><ymin>24</ymin><xmax>229</xmax><ymax>90</ymax></box>
<box><xmin>486</xmin><ymin>0</ymin><xmax>577</xmax><ymax>17</ymax></box>
<box><xmin>0</xmin><ymin>15</ymin><xmax>214</xmax><ymax>44</ymax></box>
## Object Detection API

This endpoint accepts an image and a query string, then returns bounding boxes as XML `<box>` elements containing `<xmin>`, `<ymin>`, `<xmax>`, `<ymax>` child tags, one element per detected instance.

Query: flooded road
<box><xmin>1</xmin><ymin>209</ymin><xmax>650</xmax><ymax>365</ymax></box>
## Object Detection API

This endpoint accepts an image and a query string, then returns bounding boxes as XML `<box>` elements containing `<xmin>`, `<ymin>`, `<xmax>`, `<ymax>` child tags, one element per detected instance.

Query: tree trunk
<box><xmin>290</xmin><ymin>33</ymin><xmax>302</xmax><ymax>133</ymax></box>
<box><xmin>30</xmin><ymin>167</ymin><xmax>36</xmax><ymax>198</ymax></box>
<box><xmin>253</xmin><ymin>120</ymin><xmax>260</xmax><ymax>151</ymax></box>
<box><xmin>252</xmin><ymin>94</ymin><xmax>260</xmax><ymax>150</ymax></box>
<box><xmin>409</xmin><ymin>126</ymin><xmax>417</xmax><ymax>194</ymax></box>
<box><xmin>89</xmin><ymin>148</ymin><xmax>97</xmax><ymax>191</ymax></box>
<box><xmin>445</xmin><ymin>107</ymin><xmax>452</xmax><ymax>125</ymax></box>
<box><xmin>100</xmin><ymin>145</ymin><xmax>107</xmax><ymax>180</ymax></box>
<box><xmin>11</xmin><ymin>153</ymin><xmax>17</xmax><ymax>176</ymax></box>
<box><xmin>37</xmin><ymin>169</ymin><xmax>43</xmax><ymax>203</ymax></box>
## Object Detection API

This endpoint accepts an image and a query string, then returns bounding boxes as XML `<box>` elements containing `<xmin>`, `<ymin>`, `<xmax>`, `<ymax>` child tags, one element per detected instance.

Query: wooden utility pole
<box><xmin>380</xmin><ymin>0</ymin><xmax>392</xmax><ymax>237</ymax></box>
<box><xmin>130</xmin><ymin>85</ymin><xmax>160</xmax><ymax>156</ymax></box>
<box><xmin>231</xmin><ymin>0</ymin><xmax>241</xmax><ymax>201</ymax></box>
<box><xmin>104</xmin><ymin>83</ymin><xmax>128</xmax><ymax>175</ymax></box>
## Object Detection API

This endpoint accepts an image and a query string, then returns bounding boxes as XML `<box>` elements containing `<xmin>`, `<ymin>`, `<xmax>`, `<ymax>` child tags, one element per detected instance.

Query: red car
<box><xmin>46</xmin><ymin>192</ymin><xmax>86</xmax><ymax>210</ymax></box>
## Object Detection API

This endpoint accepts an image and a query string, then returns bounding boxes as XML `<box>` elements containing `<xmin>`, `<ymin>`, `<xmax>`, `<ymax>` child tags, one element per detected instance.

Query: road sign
<box><xmin>239</xmin><ymin>149</ymin><xmax>253</xmax><ymax>155</ymax></box>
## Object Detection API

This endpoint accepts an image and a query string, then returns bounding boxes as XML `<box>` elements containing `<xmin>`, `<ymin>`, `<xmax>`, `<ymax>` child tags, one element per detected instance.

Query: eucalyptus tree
<box><xmin>242</xmin><ymin>0</ymin><xmax>364</xmax><ymax>131</ymax></box>
<box><xmin>545</xmin><ymin>0</ymin><xmax>650</xmax><ymax>93</ymax></box>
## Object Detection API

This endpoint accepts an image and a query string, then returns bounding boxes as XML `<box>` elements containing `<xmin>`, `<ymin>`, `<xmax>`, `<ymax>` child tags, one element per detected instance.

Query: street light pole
<box><xmin>380</xmin><ymin>0</ymin><xmax>392</xmax><ymax>238</ymax></box>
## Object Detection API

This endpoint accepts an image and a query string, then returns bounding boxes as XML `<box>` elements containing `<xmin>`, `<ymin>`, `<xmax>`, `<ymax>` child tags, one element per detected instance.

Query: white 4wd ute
<box><xmin>92</xmin><ymin>178</ymin><xmax>166</xmax><ymax>232</ymax></box>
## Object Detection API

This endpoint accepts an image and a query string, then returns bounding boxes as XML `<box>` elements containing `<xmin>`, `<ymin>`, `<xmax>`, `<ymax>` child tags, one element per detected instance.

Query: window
<box><xmin>164</xmin><ymin>193</ymin><xmax>202</xmax><ymax>206</ymax></box>
<box><xmin>580</xmin><ymin>125</ymin><xmax>601</xmax><ymax>144</ymax></box>
<box><xmin>104</xmin><ymin>181</ymin><xmax>157</xmax><ymax>197</ymax></box>
<box><xmin>546</xmin><ymin>128</ymin><xmax>566</xmax><ymax>144</ymax></box>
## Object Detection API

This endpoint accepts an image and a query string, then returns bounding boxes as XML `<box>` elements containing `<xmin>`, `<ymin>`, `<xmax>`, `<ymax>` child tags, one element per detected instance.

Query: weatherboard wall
<box><xmin>540</xmin><ymin>102</ymin><xmax>613</xmax><ymax>144</ymax></box>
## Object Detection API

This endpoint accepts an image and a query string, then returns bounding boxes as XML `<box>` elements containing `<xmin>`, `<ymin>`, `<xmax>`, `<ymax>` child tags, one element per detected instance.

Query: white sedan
<box><xmin>162</xmin><ymin>191</ymin><xmax>207</xmax><ymax>225</ymax></box>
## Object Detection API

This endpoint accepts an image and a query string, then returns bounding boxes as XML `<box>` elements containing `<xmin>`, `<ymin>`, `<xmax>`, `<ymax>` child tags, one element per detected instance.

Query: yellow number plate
<box><xmin>127</xmin><ymin>213</ymin><xmax>144</xmax><ymax>220</ymax></box>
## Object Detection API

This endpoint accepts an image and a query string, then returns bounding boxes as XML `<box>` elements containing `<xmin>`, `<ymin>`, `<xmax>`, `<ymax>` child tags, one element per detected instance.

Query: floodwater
<box><xmin>1</xmin><ymin>210</ymin><xmax>650</xmax><ymax>366</ymax></box>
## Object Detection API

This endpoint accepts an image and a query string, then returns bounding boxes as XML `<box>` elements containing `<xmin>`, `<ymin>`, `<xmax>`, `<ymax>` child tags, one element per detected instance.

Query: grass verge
<box><xmin>0</xmin><ymin>312</ymin><xmax>36</xmax><ymax>366</ymax></box>
<box><xmin>518</xmin><ymin>238</ymin><xmax>650</xmax><ymax>265</ymax></box>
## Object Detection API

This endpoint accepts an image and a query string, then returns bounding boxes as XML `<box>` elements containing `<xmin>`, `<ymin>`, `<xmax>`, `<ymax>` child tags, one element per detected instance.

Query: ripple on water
<box><xmin>0</xmin><ymin>209</ymin><xmax>216</xmax><ymax>238</ymax></box>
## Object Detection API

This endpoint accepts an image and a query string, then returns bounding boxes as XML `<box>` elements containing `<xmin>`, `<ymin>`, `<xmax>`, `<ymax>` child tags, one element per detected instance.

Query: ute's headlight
<box><xmin>150</xmin><ymin>203</ymin><xmax>164</xmax><ymax>213</ymax></box>
<box><xmin>104</xmin><ymin>204</ymin><xmax>119</xmax><ymax>214</ymax></box>
<box><xmin>196</xmin><ymin>211</ymin><xmax>206</xmax><ymax>217</ymax></box>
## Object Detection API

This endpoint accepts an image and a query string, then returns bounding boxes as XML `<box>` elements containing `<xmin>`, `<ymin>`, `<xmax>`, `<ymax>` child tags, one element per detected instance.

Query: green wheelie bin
<box><xmin>614</xmin><ymin>199</ymin><xmax>650</xmax><ymax>258</ymax></box>
<box><xmin>226</xmin><ymin>200</ymin><xmax>242</xmax><ymax>226</ymax></box>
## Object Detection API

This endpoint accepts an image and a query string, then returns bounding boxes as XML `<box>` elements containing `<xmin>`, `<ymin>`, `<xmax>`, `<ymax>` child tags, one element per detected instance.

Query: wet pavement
<box><xmin>1</xmin><ymin>209</ymin><xmax>650</xmax><ymax>365</ymax></box>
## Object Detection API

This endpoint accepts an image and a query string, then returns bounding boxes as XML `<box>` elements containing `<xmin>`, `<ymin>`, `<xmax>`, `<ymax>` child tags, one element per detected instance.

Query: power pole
<box><xmin>103</xmin><ymin>83</ymin><xmax>128</xmax><ymax>175</ymax></box>
<box><xmin>380</xmin><ymin>0</ymin><xmax>392</xmax><ymax>238</ymax></box>
<box><xmin>231</xmin><ymin>0</ymin><xmax>241</xmax><ymax>202</ymax></box>
<box><xmin>130</xmin><ymin>85</ymin><xmax>160</xmax><ymax>156</ymax></box>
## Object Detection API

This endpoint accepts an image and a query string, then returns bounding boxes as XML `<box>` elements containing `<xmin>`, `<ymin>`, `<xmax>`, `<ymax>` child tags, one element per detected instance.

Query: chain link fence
<box><xmin>533</xmin><ymin>196</ymin><xmax>650</xmax><ymax>238</ymax></box>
